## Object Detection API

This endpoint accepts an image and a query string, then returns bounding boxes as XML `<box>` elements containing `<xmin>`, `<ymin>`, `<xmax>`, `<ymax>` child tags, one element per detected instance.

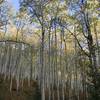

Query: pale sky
<box><xmin>7</xmin><ymin>0</ymin><xmax>19</xmax><ymax>11</ymax></box>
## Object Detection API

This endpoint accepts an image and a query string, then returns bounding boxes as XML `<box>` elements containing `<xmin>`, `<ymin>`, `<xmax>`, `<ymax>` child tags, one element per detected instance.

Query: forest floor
<box><xmin>0</xmin><ymin>75</ymin><xmax>41</xmax><ymax>100</ymax></box>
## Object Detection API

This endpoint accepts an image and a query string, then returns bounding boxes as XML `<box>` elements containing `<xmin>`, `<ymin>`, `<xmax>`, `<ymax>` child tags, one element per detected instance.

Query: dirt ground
<box><xmin>0</xmin><ymin>75</ymin><xmax>41</xmax><ymax>100</ymax></box>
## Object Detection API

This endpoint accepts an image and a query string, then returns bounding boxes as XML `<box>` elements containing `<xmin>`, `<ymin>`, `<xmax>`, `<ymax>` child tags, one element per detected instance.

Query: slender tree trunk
<box><xmin>83</xmin><ymin>12</ymin><xmax>99</xmax><ymax>100</ymax></box>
